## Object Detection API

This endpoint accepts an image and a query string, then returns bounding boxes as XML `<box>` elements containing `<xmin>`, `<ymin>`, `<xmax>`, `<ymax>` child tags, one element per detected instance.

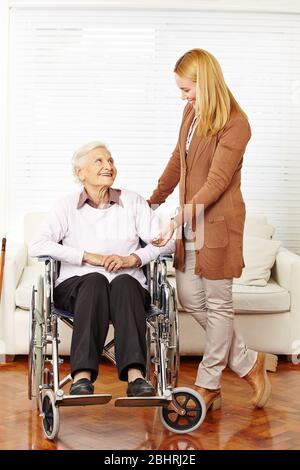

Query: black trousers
<box><xmin>53</xmin><ymin>272</ymin><xmax>151</xmax><ymax>382</ymax></box>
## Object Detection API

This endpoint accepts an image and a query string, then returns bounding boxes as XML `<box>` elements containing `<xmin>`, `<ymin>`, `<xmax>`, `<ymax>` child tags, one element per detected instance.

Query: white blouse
<box><xmin>185</xmin><ymin>115</ymin><xmax>198</xmax><ymax>249</ymax></box>
<box><xmin>185</xmin><ymin>115</ymin><xmax>198</xmax><ymax>154</ymax></box>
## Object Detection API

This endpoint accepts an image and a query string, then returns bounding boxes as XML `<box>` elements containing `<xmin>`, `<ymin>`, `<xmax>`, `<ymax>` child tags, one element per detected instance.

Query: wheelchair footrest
<box><xmin>58</xmin><ymin>393</ymin><xmax>112</xmax><ymax>407</ymax></box>
<box><xmin>115</xmin><ymin>396</ymin><xmax>169</xmax><ymax>408</ymax></box>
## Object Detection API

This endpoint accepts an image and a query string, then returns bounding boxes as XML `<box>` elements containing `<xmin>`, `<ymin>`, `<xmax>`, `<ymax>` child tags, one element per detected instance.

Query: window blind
<box><xmin>9</xmin><ymin>8</ymin><xmax>300</xmax><ymax>252</ymax></box>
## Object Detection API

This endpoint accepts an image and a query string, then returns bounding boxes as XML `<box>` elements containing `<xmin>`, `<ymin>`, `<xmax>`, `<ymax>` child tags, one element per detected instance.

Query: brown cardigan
<box><xmin>148</xmin><ymin>103</ymin><xmax>252</xmax><ymax>280</ymax></box>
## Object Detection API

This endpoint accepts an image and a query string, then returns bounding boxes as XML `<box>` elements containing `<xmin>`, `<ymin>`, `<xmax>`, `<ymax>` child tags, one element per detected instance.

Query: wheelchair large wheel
<box><xmin>166</xmin><ymin>287</ymin><xmax>180</xmax><ymax>388</ymax></box>
<box><xmin>159</xmin><ymin>387</ymin><xmax>206</xmax><ymax>434</ymax></box>
<box><xmin>41</xmin><ymin>390</ymin><xmax>60</xmax><ymax>440</ymax></box>
<box><xmin>28</xmin><ymin>275</ymin><xmax>45</xmax><ymax>410</ymax></box>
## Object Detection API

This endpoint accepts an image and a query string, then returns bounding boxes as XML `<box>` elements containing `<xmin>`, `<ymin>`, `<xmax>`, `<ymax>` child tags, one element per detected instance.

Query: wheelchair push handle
<box><xmin>38</xmin><ymin>255</ymin><xmax>54</xmax><ymax>262</ymax></box>
<box><xmin>158</xmin><ymin>254</ymin><xmax>173</xmax><ymax>262</ymax></box>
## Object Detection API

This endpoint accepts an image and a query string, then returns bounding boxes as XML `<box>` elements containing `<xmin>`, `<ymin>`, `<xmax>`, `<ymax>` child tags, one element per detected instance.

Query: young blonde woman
<box><xmin>149</xmin><ymin>48</ymin><xmax>271</xmax><ymax>411</ymax></box>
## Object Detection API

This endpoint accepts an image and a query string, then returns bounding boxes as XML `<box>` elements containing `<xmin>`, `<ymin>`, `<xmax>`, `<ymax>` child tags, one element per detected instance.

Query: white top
<box><xmin>185</xmin><ymin>115</ymin><xmax>198</xmax><ymax>154</ymax></box>
<box><xmin>29</xmin><ymin>189</ymin><xmax>175</xmax><ymax>289</ymax></box>
<box><xmin>185</xmin><ymin>116</ymin><xmax>198</xmax><ymax>250</ymax></box>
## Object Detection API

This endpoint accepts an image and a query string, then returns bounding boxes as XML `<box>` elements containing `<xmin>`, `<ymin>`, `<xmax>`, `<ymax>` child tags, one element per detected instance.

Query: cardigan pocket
<box><xmin>204</xmin><ymin>216</ymin><xmax>229</xmax><ymax>248</ymax></box>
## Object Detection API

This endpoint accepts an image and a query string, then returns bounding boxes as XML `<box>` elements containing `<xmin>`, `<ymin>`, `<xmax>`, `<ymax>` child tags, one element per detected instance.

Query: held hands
<box><xmin>151</xmin><ymin>219</ymin><xmax>177</xmax><ymax>247</ymax></box>
<box><xmin>83</xmin><ymin>252</ymin><xmax>140</xmax><ymax>272</ymax></box>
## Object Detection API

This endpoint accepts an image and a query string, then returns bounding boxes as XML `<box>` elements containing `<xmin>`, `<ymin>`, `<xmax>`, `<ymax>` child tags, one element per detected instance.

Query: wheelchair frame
<box><xmin>28</xmin><ymin>256</ymin><xmax>206</xmax><ymax>439</ymax></box>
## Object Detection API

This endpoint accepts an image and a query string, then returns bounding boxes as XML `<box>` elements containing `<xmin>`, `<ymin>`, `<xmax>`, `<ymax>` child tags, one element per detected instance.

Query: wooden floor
<box><xmin>0</xmin><ymin>356</ymin><xmax>300</xmax><ymax>450</ymax></box>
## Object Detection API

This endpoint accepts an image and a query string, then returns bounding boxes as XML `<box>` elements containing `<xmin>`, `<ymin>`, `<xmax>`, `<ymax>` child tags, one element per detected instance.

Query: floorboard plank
<box><xmin>0</xmin><ymin>356</ymin><xmax>299</xmax><ymax>450</ymax></box>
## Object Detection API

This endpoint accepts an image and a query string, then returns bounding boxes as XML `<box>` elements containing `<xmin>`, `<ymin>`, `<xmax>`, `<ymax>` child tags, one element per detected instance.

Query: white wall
<box><xmin>1</xmin><ymin>0</ymin><xmax>300</xmax><ymax>253</ymax></box>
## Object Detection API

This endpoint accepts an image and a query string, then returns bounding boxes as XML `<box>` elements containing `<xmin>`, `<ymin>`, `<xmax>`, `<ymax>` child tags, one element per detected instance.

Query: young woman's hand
<box><xmin>151</xmin><ymin>219</ymin><xmax>177</xmax><ymax>247</ymax></box>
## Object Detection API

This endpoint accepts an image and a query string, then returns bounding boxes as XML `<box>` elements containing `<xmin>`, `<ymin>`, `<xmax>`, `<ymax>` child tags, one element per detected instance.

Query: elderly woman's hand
<box><xmin>103</xmin><ymin>255</ymin><xmax>124</xmax><ymax>272</ymax></box>
<box><xmin>103</xmin><ymin>254</ymin><xmax>141</xmax><ymax>272</ymax></box>
<box><xmin>83</xmin><ymin>252</ymin><xmax>108</xmax><ymax>266</ymax></box>
<box><xmin>83</xmin><ymin>252</ymin><xmax>141</xmax><ymax>272</ymax></box>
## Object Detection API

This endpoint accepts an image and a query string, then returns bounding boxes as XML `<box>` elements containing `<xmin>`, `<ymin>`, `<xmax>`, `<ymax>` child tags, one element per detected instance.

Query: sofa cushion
<box><xmin>232</xmin><ymin>279</ymin><xmax>290</xmax><ymax>314</ymax></box>
<box><xmin>168</xmin><ymin>276</ymin><xmax>290</xmax><ymax>314</ymax></box>
<box><xmin>244</xmin><ymin>215</ymin><xmax>275</xmax><ymax>239</ymax></box>
<box><xmin>234</xmin><ymin>236</ymin><xmax>282</xmax><ymax>286</ymax></box>
<box><xmin>15</xmin><ymin>264</ymin><xmax>44</xmax><ymax>310</ymax></box>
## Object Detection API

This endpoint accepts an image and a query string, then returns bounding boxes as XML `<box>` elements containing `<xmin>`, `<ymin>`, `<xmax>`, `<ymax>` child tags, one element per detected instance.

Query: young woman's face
<box><xmin>174</xmin><ymin>73</ymin><xmax>196</xmax><ymax>107</ymax></box>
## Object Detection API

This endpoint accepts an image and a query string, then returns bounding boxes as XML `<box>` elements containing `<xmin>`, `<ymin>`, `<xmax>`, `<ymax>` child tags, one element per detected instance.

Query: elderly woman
<box><xmin>29</xmin><ymin>141</ymin><xmax>174</xmax><ymax>397</ymax></box>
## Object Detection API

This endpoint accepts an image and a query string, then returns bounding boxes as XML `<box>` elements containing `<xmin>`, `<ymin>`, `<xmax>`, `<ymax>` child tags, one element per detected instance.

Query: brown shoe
<box><xmin>243</xmin><ymin>352</ymin><xmax>271</xmax><ymax>408</ymax></box>
<box><xmin>195</xmin><ymin>386</ymin><xmax>222</xmax><ymax>411</ymax></box>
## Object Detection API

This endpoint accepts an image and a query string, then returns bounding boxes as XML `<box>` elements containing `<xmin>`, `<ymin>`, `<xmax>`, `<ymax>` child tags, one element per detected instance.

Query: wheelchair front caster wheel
<box><xmin>159</xmin><ymin>387</ymin><xmax>206</xmax><ymax>434</ymax></box>
<box><xmin>41</xmin><ymin>390</ymin><xmax>60</xmax><ymax>440</ymax></box>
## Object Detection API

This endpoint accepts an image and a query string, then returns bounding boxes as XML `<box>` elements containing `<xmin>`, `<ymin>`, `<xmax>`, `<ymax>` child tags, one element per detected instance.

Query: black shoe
<box><xmin>126</xmin><ymin>378</ymin><xmax>156</xmax><ymax>397</ymax></box>
<box><xmin>69</xmin><ymin>378</ymin><xmax>94</xmax><ymax>395</ymax></box>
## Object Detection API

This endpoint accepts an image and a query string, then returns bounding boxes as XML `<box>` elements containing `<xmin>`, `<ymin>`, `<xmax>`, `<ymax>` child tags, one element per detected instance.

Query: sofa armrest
<box><xmin>0</xmin><ymin>243</ymin><xmax>27</xmax><ymax>354</ymax></box>
<box><xmin>5</xmin><ymin>243</ymin><xmax>28</xmax><ymax>288</ymax></box>
<box><xmin>272</xmin><ymin>247</ymin><xmax>300</xmax><ymax>348</ymax></box>
<box><xmin>272</xmin><ymin>247</ymin><xmax>300</xmax><ymax>291</ymax></box>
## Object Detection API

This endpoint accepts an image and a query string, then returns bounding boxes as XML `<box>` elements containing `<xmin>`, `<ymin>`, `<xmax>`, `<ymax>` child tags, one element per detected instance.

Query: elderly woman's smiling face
<box><xmin>76</xmin><ymin>146</ymin><xmax>117</xmax><ymax>188</ymax></box>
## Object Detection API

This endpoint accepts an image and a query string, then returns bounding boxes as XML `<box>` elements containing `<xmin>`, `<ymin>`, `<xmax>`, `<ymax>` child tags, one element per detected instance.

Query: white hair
<box><xmin>72</xmin><ymin>140</ymin><xmax>110</xmax><ymax>183</ymax></box>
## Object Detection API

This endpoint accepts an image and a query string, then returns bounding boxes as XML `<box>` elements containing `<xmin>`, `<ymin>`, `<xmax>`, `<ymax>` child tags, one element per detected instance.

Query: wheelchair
<box><xmin>28</xmin><ymin>255</ymin><xmax>206</xmax><ymax>440</ymax></box>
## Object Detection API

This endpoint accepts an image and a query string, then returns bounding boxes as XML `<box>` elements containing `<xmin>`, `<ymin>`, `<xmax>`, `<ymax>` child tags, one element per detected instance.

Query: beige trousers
<box><xmin>176</xmin><ymin>249</ymin><xmax>257</xmax><ymax>390</ymax></box>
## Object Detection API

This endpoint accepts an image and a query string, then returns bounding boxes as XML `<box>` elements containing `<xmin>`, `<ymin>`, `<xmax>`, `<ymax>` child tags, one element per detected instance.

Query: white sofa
<box><xmin>1</xmin><ymin>212</ymin><xmax>300</xmax><ymax>359</ymax></box>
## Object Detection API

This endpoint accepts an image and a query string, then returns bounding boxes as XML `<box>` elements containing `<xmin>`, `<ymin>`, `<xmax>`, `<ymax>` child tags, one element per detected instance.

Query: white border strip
<box><xmin>7</xmin><ymin>0</ymin><xmax>300</xmax><ymax>14</ymax></box>
<box><xmin>0</xmin><ymin>0</ymin><xmax>9</xmax><ymax>238</ymax></box>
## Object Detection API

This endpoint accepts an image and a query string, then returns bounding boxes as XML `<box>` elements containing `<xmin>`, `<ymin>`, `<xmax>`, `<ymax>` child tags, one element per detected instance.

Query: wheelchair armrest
<box><xmin>37</xmin><ymin>256</ymin><xmax>60</xmax><ymax>283</ymax></box>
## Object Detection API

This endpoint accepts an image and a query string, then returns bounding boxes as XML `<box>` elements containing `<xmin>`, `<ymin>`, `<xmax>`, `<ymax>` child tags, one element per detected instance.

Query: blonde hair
<box><xmin>174</xmin><ymin>48</ymin><xmax>248</xmax><ymax>137</ymax></box>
